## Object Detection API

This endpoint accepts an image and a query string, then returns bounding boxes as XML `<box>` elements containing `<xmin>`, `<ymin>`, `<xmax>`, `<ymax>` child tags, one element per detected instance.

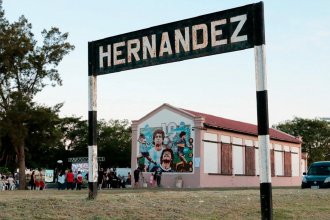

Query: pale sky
<box><xmin>3</xmin><ymin>0</ymin><xmax>330</xmax><ymax>126</ymax></box>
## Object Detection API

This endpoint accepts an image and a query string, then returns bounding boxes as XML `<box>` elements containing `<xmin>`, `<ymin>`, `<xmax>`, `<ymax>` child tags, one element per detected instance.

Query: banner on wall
<box><xmin>137</xmin><ymin>121</ymin><xmax>194</xmax><ymax>173</ymax></box>
<box><xmin>45</xmin><ymin>169</ymin><xmax>54</xmax><ymax>183</ymax></box>
<box><xmin>71</xmin><ymin>163</ymin><xmax>89</xmax><ymax>178</ymax></box>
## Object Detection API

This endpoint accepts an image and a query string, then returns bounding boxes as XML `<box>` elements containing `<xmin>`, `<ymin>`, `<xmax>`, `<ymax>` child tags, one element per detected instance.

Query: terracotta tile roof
<box><xmin>181</xmin><ymin>109</ymin><xmax>301</xmax><ymax>144</ymax></box>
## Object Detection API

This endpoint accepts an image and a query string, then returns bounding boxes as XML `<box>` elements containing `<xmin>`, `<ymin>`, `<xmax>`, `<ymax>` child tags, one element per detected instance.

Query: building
<box><xmin>131</xmin><ymin>103</ymin><xmax>306</xmax><ymax>188</ymax></box>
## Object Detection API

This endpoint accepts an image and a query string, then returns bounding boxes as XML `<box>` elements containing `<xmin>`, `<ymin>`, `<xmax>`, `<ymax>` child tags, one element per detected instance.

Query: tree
<box><xmin>98</xmin><ymin>119</ymin><xmax>131</xmax><ymax>168</ymax></box>
<box><xmin>58</xmin><ymin>116</ymin><xmax>88</xmax><ymax>160</ymax></box>
<box><xmin>0</xmin><ymin>1</ymin><xmax>74</xmax><ymax>189</ymax></box>
<box><xmin>55</xmin><ymin>118</ymin><xmax>131</xmax><ymax>169</ymax></box>
<box><xmin>273</xmin><ymin>117</ymin><xmax>330</xmax><ymax>164</ymax></box>
<box><xmin>24</xmin><ymin>103</ymin><xmax>63</xmax><ymax>169</ymax></box>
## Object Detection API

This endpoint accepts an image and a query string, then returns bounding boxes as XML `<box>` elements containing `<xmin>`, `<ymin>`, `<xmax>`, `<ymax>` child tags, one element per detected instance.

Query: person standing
<box><xmin>29</xmin><ymin>171</ymin><xmax>36</xmax><ymax>190</ymax></box>
<box><xmin>149</xmin><ymin>173</ymin><xmax>155</xmax><ymax>188</ymax></box>
<box><xmin>154</xmin><ymin>167</ymin><xmax>162</xmax><ymax>187</ymax></box>
<box><xmin>127</xmin><ymin>172</ymin><xmax>131</xmax><ymax>185</ymax></box>
<box><xmin>57</xmin><ymin>171</ymin><xmax>65</xmax><ymax>190</ymax></box>
<box><xmin>66</xmin><ymin>169</ymin><xmax>75</xmax><ymax>190</ymax></box>
<box><xmin>98</xmin><ymin>168</ymin><xmax>104</xmax><ymax>190</ymax></box>
<box><xmin>133</xmin><ymin>167</ymin><xmax>141</xmax><ymax>188</ymax></box>
<box><xmin>76</xmin><ymin>171</ymin><xmax>83</xmax><ymax>190</ymax></box>
<box><xmin>39</xmin><ymin>176</ymin><xmax>45</xmax><ymax>190</ymax></box>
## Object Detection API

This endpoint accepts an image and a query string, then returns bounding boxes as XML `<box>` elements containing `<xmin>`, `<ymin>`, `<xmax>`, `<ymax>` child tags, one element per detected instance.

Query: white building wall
<box><xmin>291</xmin><ymin>147</ymin><xmax>300</xmax><ymax>176</ymax></box>
<box><xmin>203</xmin><ymin>142</ymin><xmax>218</xmax><ymax>173</ymax></box>
<box><xmin>203</xmin><ymin>133</ymin><xmax>218</xmax><ymax>173</ymax></box>
<box><xmin>274</xmin><ymin>144</ymin><xmax>283</xmax><ymax>176</ymax></box>
<box><xmin>233</xmin><ymin>138</ymin><xmax>243</xmax><ymax>175</ymax></box>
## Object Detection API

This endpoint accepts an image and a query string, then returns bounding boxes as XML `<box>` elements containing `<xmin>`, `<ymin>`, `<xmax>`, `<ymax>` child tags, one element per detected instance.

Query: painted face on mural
<box><xmin>154</xmin><ymin>133</ymin><xmax>163</xmax><ymax>148</ymax></box>
<box><xmin>162</xmin><ymin>150</ymin><xmax>172</xmax><ymax>163</ymax></box>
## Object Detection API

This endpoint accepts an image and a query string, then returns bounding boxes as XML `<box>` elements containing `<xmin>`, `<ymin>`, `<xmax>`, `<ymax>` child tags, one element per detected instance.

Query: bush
<box><xmin>0</xmin><ymin>167</ymin><xmax>11</xmax><ymax>175</ymax></box>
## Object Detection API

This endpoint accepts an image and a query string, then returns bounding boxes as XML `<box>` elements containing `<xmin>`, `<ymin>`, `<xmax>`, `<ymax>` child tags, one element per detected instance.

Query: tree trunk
<box><xmin>17</xmin><ymin>142</ymin><xmax>26</xmax><ymax>190</ymax></box>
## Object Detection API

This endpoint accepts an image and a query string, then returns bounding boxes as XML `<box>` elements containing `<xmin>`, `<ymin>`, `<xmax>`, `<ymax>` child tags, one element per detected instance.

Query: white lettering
<box><xmin>99</xmin><ymin>45</ymin><xmax>111</xmax><ymax>68</ymax></box>
<box><xmin>175</xmin><ymin>27</ymin><xmax>190</xmax><ymax>53</ymax></box>
<box><xmin>96</xmin><ymin>13</ymin><xmax>251</xmax><ymax>70</ymax></box>
<box><xmin>211</xmin><ymin>19</ymin><xmax>227</xmax><ymax>46</ymax></box>
<box><xmin>159</xmin><ymin>32</ymin><xmax>173</xmax><ymax>57</ymax></box>
<box><xmin>113</xmin><ymin>41</ymin><xmax>126</xmax><ymax>65</ymax></box>
<box><xmin>192</xmin><ymin>24</ymin><xmax>208</xmax><ymax>50</ymax></box>
<box><xmin>230</xmin><ymin>14</ymin><xmax>247</xmax><ymax>43</ymax></box>
<box><xmin>142</xmin><ymin>35</ymin><xmax>156</xmax><ymax>59</ymax></box>
<box><xmin>127</xmin><ymin>39</ymin><xmax>140</xmax><ymax>63</ymax></box>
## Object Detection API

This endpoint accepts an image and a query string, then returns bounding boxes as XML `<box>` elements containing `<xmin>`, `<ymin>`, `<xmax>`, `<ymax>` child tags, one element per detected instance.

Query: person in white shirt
<box><xmin>57</xmin><ymin>171</ymin><xmax>65</xmax><ymax>190</ymax></box>
<box><xmin>7</xmin><ymin>175</ymin><xmax>16</xmax><ymax>190</ymax></box>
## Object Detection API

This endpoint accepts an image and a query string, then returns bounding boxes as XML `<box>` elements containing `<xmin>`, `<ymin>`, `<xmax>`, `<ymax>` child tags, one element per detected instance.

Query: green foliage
<box><xmin>0</xmin><ymin>1</ymin><xmax>131</xmax><ymax>176</ymax></box>
<box><xmin>0</xmin><ymin>1</ymin><xmax>74</xmax><ymax>188</ymax></box>
<box><xmin>55</xmin><ymin>117</ymin><xmax>131</xmax><ymax>169</ymax></box>
<box><xmin>98</xmin><ymin>119</ymin><xmax>131</xmax><ymax>168</ymax></box>
<box><xmin>24</xmin><ymin>104</ymin><xmax>63</xmax><ymax>169</ymax></box>
<box><xmin>0</xmin><ymin>166</ymin><xmax>10</xmax><ymax>174</ymax></box>
<box><xmin>273</xmin><ymin>117</ymin><xmax>330</xmax><ymax>163</ymax></box>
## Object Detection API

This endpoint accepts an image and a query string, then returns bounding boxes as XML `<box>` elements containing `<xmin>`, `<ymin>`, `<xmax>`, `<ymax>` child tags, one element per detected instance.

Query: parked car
<box><xmin>301</xmin><ymin>161</ymin><xmax>330</xmax><ymax>189</ymax></box>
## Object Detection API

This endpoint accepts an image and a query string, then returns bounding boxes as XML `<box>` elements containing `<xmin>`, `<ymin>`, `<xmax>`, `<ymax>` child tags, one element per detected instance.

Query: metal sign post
<box><xmin>88</xmin><ymin>2</ymin><xmax>272</xmax><ymax>219</ymax></box>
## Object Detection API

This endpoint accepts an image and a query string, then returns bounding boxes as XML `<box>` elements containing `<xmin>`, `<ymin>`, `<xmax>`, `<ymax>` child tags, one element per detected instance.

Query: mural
<box><xmin>137</xmin><ymin>121</ymin><xmax>194</xmax><ymax>173</ymax></box>
<box><xmin>71</xmin><ymin>163</ymin><xmax>89</xmax><ymax>178</ymax></box>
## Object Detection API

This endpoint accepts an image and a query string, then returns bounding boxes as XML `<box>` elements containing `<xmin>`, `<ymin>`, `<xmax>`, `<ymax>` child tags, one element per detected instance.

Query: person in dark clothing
<box><xmin>154</xmin><ymin>166</ymin><xmax>162</xmax><ymax>187</ymax></box>
<box><xmin>29</xmin><ymin>171</ymin><xmax>36</xmax><ymax>190</ymax></box>
<box><xmin>133</xmin><ymin>167</ymin><xmax>141</xmax><ymax>188</ymax></box>
<box><xmin>98</xmin><ymin>169</ymin><xmax>104</xmax><ymax>190</ymax></box>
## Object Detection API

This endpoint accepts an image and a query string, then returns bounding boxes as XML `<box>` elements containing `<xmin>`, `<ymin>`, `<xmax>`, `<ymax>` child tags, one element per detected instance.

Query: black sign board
<box><xmin>88</xmin><ymin>2</ymin><xmax>264</xmax><ymax>75</ymax></box>
<box><xmin>68</xmin><ymin>157</ymin><xmax>105</xmax><ymax>163</ymax></box>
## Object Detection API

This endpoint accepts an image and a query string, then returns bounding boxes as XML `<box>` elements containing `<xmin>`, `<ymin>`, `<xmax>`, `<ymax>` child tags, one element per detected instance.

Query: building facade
<box><xmin>131</xmin><ymin>103</ymin><xmax>306</xmax><ymax>188</ymax></box>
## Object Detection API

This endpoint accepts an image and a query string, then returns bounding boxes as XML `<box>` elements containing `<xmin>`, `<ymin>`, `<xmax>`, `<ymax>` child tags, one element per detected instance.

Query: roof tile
<box><xmin>182</xmin><ymin>109</ymin><xmax>301</xmax><ymax>144</ymax></box>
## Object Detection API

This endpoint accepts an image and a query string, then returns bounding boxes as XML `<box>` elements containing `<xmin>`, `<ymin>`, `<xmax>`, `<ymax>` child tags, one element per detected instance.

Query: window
<box><xmin>284</xmin><ymin>151</ymin><xmax>292</xmax><ymax>177</ymax></box>
<box><xmin>275</xmin><ymin>151</ymin><xmax>284</xmax><ymax>176</ymax></box>
<box><xmin>203</xmin><ymin>141</ymin><xmax>218</xmax><ymax>173</ymax></box>
<box><xmin>203</xmin><ymin>133</ymin><xmax>218</xmax><ymax>173</ymax></box>
<box><xmin>245</xmin><ymin>146</ymin><xmax>255</xmax><ymax>175</ymax></box>
<box><xmin>221</xmin><ymin>143</ymin><xmax>232</xmax><ymax>175</ymax></box>
<box><xmin>233</xmin><ymin>145</ymin><xmax>244</xmax><ymax>175</ymax></box>
<box><xmin>270</xmin><ymin>149</ymin><xmax>275</xmax><ymax>177</ymax></box>
<box><xmin>233</xmin><ymin>138</ymin><xmax>243</xmax><ymax>175</ymax></box>
<box><xmin>291</xmin><ymin>147</ymin><xmax>299</xmax><ymax>176</ymax></box>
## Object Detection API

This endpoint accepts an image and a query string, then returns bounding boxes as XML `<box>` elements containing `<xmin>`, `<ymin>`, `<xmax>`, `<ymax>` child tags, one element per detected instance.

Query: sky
<box><xmin>2</xmin><ymin>0</ymin><xmax>330</xmax><ymax>126</ymax></box>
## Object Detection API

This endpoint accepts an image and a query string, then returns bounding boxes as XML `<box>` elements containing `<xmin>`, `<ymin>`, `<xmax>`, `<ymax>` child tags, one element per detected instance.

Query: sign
<box><xmin>88</xmin><ymin>2</ymin><xmax>264</xmax><ymax>75</ymax></box>
<box><xmin>68</xmin><ymin>157</ymin><xmax>105</xmax><ymax>163</ymax></box>
<box><xmin>45</xmin><ymin>169</ymin><xmax>54</xmax><ymax>183</ymax></box>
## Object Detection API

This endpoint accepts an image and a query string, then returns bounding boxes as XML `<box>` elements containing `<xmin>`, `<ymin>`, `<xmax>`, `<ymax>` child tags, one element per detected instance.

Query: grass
<box><xmin>0</xmin><ymin>188</ymin><xmax>329</xmax><ymax>219</ymax></box>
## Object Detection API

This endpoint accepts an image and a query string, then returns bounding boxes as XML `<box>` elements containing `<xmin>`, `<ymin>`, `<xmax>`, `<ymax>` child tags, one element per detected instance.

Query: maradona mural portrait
<box><xmin>137</xmin><ymin>121</ymin><xmax>194</xmax><ymax>173</ymax></box>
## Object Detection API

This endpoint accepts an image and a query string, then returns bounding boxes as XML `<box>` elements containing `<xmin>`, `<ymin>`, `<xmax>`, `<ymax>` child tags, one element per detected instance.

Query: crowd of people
<box><xmin>134</xmin><ymin>165</ymin><xmax>162</xmax><ymax>188</ymax></box>
<box><xmin>28</xmin><ymin>171</ymin><xmax>45</xmax><ymax>190</ymax></box>
<box><xmin>97</xmin><ymin>168</ymin><xmax>131</xmax><ymax>189</ymax></box>
<box><xmin>1</xmin><ymin>167</ymin><xmax>134</xmax><ymax>191</ymax></box>
<box><xmin>54</xmin><ymin>168</ymin><xmax>132</xmax><ymax>190</ymax></box>
<box><xmin>55</xmin><ymin>169</ymin><xmax>81</xmax><ymax>190</ymax></box>
<box><xmin>0</xmin><ymin>173</ymin><xmax>17</xmax><ymax>191</ymax></box>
